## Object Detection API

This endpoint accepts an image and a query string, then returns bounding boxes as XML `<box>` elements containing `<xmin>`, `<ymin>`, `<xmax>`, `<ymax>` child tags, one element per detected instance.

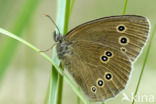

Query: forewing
<box><xmin>65</xmin><ymin>15</ymin><xmax>150</xmax><ymax>61</ymax></box>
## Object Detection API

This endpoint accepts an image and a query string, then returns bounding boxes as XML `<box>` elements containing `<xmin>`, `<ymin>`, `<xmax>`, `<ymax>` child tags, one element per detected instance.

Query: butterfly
<box><xmin>54</xmin><ymin>15</ymin><xmax>150</xmax><ymax>102</ymax></box>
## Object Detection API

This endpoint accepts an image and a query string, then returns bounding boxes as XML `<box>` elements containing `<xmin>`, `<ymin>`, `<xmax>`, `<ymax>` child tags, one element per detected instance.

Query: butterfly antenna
<box><xmin>45</xmin><ymin>14</ymin><xmax>61</xmax><ymax>35</ymax></box>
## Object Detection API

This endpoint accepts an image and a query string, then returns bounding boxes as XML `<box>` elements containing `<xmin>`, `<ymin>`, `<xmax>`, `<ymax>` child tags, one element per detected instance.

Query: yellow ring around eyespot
<box><xmin>100</xmin><ymin>55</ymin><xmax>109</xmax><ymax>64</ymax></box>
<box><xmin>118</xmin><ymin>35</ymin><xmax>130</xmax><ymax>45</ymax></box>
<box><xmin>91</xmin><ymin>86</ymin><xmax>97</xmax><ymax>93</ymax></box>
<box><xmin>96</xmin><ymin>78</ymin><xmax>104</xmax><ymax>88</ymax></box>
<box><xmin>104</xmin><ymin>72</ymin><xmax>113</xmax><ymax>81</ymax></box>
<box><xmin>116</xmin><ymin>24</ymin><xmax>127</xmax><ymax>33</ymax></box>
<box><xmin>120</xmin><ymin>47</ymin><xmax>127</xmax><ymax>52</ymax></box>
<box><xmin>104</xmin><ymin>50</ymin><xmax>114</xmax><ymax>58</ymax></box>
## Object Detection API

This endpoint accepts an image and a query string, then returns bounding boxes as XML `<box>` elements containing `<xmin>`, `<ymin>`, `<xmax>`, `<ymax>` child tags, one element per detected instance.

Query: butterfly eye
<box><xmin>91</xmin><ymin>86</ymin><xmax>97</xmax><ymax>93</ymax></box>
<box><xmin>96</xmin><ymin>79</ymin><xmax>104</xmax><ymax>87</ymax></box>
<box><xmin>116</xmin><ymin>24</ymin><xmax>126</xmax><ymax>33</ymax></box>
<box><xmin>104</xmin><ymin>72</ymin><xmax>113</xmax><ymax>81</ymax></box>
<box><xmin>105</xmin><ymin>51</ymin><xmax>113</xmax><ymax>58</ymax></box>
<box><xmin>119</xmin><ymin>36</ymin><xmax>129</xmax><ymax>45</ymax></box>
<box><xmin>100</xmin><ymin>56</ymin><xmax>109</xmax><ymax>63</ymax></box>
<box><xmin>120</xmin><ymin>47</ymin><xmax>127</xmax><ymax>52</ymax></box>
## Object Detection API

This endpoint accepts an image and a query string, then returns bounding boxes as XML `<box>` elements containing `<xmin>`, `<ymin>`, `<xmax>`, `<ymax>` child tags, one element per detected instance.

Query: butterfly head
<box><xmin>53</xmin><ymin>31</ymin><xmax>63</xmax><ymax>43</ymax></box>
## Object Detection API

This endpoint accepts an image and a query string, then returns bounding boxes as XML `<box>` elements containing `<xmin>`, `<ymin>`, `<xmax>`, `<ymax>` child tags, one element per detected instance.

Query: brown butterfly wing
<box><xmin>61</xmin><ymin>40</ymin><xmax>131</xmax><ymax>101</ymax></box>
<box><xmin>58</xmin><ymin>15</ymin><xmax>149</xmax><ymax>101</ymax></box>
<box><xmin>65</xmin><ymin>15</ymin><xmax>150</xmax><ymax>61</ymax></box>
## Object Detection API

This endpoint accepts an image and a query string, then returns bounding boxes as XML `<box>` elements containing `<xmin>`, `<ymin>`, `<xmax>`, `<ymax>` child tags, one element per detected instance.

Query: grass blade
<box><xmin>50</xmin><ymin>66</ymin><xmax>59</xmax><ymax>104</ymax></box>
<box><xmin>44</xmin><ymin>78</ymin><xmax>51</xmax><ymax>104</ymax></box>
<box><xmin>63</xmin><ymin>0</ymin><xmax>71</xmax><ymax>35</ymax></box>
<box><xmin>122</xmin><ymin>0</ymin><xmax>128</xmax><ymax>15</ymax></box>
<box><xmin>131</xmin><ymin>25</ymin><xmax>156</xmax><ymax>104</ymax></box>
<box><xmin>56</xmin><ymin>68</ymin><xmax>64</xmax><ymax>104</ymax></box>
<box><xmin>77</xmin><ymin>87</ymin><xmax>81</xmax><ymax>104</ymax></box>
<box><xmin>44</xmin><ymin>66</ymin><xmax>59</xmax><ymax>104</ymax></box>
<box><xmin>55</xmin><ymin>0</ymin><xmax>72</xmax><ymax>104</ymax></box>
<box><xmin>70</xmin><ymin>0</ymin><xmax>75</xmax><ymax>17</ymax></box>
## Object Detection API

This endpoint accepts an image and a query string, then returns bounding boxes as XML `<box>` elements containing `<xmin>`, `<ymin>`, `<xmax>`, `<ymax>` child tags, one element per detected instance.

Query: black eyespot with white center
<box><xmin>118</xmin><ymin>25</ymin><xmax>125</xmax><ymax>31</ymax></box>
<box><xmin>98</xmin><ymin>80</ymin><xmax>104</xmax><ymax>86</ymax></box>
<box><xmin>119</xmin><ymin>36</ymin><xmax>129</xmax><ymax>45</ymax></box>
<box><xmin>96</xmin><ymin>79</ymin><xmax>104</xmax><ymax>87</ymax></box>
<box><xmin>106</xmin><ymin>51</ymin><xmax>112</xmax><ymax>57</ymax></box>
<box><xmin>105</xmin><ymin>73</ymin><xmax>112</xmax><ymax>80</ymax></box>
<box><xmin>120</xmin><ymin>37</ymin><xmax>127</xmax><ymax>44</ymax></box>
<box><xmin>101</xmin><ymin>56</ymin><xmax>108</xmax><ymax>61</ymax></box>
<box><xmin>116</xmin><ymin>24</ymin><xmax>126</xmax><ymax>33</ymax></box>
<box><xmin>91</xmin><ymin>86</ymin><xmax>97</xmax><ymax>93</ymax></box>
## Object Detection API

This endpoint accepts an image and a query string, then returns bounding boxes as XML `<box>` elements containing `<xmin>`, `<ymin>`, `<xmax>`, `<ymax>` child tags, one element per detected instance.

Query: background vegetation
<box><xmin>0</xmin><ymin>0</ymin><xmax>155</xmax><ymax>104</ymax></box>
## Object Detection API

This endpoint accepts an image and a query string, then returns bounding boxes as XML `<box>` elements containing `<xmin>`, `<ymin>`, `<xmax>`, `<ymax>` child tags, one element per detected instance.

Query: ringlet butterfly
<box><xmin>53</xmin><ymin>15</ymin><xmax>150</xmax><ymax>102</ymax></box>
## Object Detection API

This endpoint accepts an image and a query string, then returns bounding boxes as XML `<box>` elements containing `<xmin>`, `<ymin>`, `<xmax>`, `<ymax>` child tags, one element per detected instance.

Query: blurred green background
<box><xmin>0</xmin><ymin>0</ymin><xmax>156</xmax><ymax>104</ymax></box>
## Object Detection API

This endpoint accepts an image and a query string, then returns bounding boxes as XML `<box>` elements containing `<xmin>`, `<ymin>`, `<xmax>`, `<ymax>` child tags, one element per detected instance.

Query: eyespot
<box><xmin>105</xmin><ymin>50</ymin><xmax>113</xmax><ymax>58</ymax></box>
<box><xmin>100</xmin><ymin>55</ymin><xmax>109</xmax><ymax>63</ymax></box>
<box><xmin>101</xmin><ymin>56</ymin><xmax>108</xmax><ymax>61</ymax></box>
<box><xmin>91</xmin><ymin>86</ymin><xmax>97</xmax><ymax>93</ymax></box>
<box><xmin>116</xmin><ymin>24</ymin><xmax>126</xmax><ymax>33</ymax></box>
<box><xmin>120</xmin><ymin>47</ymin><xmax>127</xmax><ymax>52</ymax></box>
<box><xmin>104</xmin><ymin>72</ymin><xmax>113</xmax><ymax>81</ymax></box>
<box><xmin>120</xmin><ymin>37</ymin><xmax>127</xmax><ymax>43</ymax></box>
<box><xmin>118</xmin><ymin>36</ymin><xmax>129</xmax><ymax>45</ymax></box>
<box><xmin>118</xmin><ymin>26</ymin><xmax>125</xmax><ymax>31</ymax></box>
<box><xmin>96</xmin><ymin>78</ymin><xmax>104</xmax><ymax>87</ymax></box>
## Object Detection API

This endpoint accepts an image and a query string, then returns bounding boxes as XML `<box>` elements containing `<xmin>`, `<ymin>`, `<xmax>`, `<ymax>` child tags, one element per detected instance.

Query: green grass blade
<box><xmin>56</xmin><ymin>70</ymin><xmax>64</xmax><ymax>104</ymax></box>
<box><xmin>48</xmin><ymin>0</ymin><xmax>67</xmax><ymax>103</ymax></box>
<box><xmin>77</xmin><ymin>87</ymin><xmax>81</xmax><ymax>104</ymax></box>
<box><xmin>44</xmin><ymin>78</ymin><xmax>51</xmax><ymax>104</ymax></box>
<box><xmin>63</xmin><ymin>0</ymin><xmax>71</xmax><ymax>35</ymax></box>
<box><xmin>131</xmin><ymin>25</ymin><xmax>156</xmax><ymax>104</ymax></box>
<box><xmin>0</xmin><ymin>0</ymin><xmax>41</xmax><ymax>81</ymax></box>
<box><xmin>48</xmin><ymin>43</ymin><xmax>60</xmax><ymax>104</ymax></box>
<box><xmin>122</xmin><ymin>0</ymin><xmax>128</xmax><ymax>15</ymax></box>
<box><xmin>49</xmin><ymin>66</ymin><xmax>59</xmax><ymax>104</ymax></box>
<box><xmin>55</xmin><ymin>0</ymin><xmax>71</xmax><ymax>104</ymax></box>
<box><xmin>77</xmin><ymin>97</ymin><xmax>80</xmax><ymax>104</ymax></box>
<box><xmin>44</xmin><ymin>48</ymin><xmax>60</xmax><ymax>104</ymax></box>
<box><xmin>48</xmin><ymin>0</ymin><xmax>70</xmax><ymax>103</ymax></box>
<box><xmin>44</xmin><ymin>66</ymin><xmax>59</xmax><ymax>104</ymax></box>
<box><xmin>70</xmin><ymin>0</ymin><xmax>75</xmax><ymax>17</ymax></box>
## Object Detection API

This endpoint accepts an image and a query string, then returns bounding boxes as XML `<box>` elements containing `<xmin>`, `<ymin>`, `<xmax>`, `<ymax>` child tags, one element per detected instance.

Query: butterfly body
<box><xmin>55</xmin><ymin>15</ymin><xmax>150</xmax><ymax>102</ymax></box>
